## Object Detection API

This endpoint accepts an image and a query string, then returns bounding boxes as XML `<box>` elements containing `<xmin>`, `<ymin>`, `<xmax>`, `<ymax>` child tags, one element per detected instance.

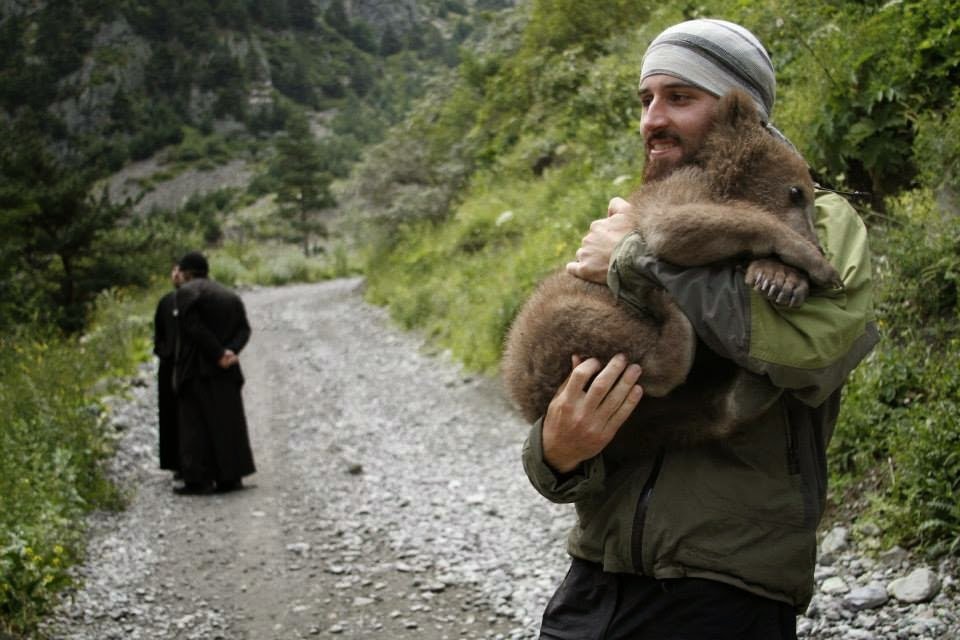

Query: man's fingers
<box><xmin>552</xmin><ymin>354</ymin><xmax>587</xmax><ymax>399</ymax></box>
<box><xmin>566</xmin><ymin>357</ymin><xmax>602</xmax><ymax>392</ymax></box>
<box><xmin>607</xmin><ymin>196</ymin><xmax>631</xmax><ymax>217</ymax></box>
<box><xmin>605</xmin><ymin>382</ymin><xmax>643</xmax><ymax>431</ymax></box>
<box><xmin>599</xmin><ymin>363</ymin><xmax>642</xmax><ymax>420</ymax></box>
<box><xmin>582</xmin><ymin>355</ymin><xmax>630</xmax><ymax>410</ymax></box>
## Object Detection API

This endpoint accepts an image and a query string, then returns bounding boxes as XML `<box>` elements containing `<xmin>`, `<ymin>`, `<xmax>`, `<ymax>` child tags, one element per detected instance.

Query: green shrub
<box><xmin>259</xmin><ymin>251</ymin><xmax>322</xmax><ymax>285</ymax></box>
<box><xmin>209</xmin><ymin>241</ymin><xmax>358</xmax><ymax>288</ymax></box>
<box><xmin>210</xmin><ymin>252</ymin><xmax>254</xmax><ymax>287</ymax></box>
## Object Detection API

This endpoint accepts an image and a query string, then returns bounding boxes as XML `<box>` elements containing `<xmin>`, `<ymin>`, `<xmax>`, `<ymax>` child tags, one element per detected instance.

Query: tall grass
<box><xmin>0</xmin><ymin>288</ymin><xmax>152</xmax><ymax>636</ymax></box>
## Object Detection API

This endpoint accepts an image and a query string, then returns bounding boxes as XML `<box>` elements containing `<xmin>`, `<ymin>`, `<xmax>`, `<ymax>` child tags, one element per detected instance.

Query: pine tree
<box><xmin>0</xmin><ymin>133</ymin><xmax>138</xmax><ymax>331</ymax></box>
<box><xmin>272</xmin><ymin>111</ymin><xmax>335</xmax><ymax>256</ymax></box>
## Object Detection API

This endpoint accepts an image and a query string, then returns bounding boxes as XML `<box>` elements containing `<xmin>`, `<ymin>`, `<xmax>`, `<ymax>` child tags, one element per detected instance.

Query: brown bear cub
<box><xmin>501</xmin><ymin>88</ymin><xmax>842</xmax><ymax>447</ymax></box>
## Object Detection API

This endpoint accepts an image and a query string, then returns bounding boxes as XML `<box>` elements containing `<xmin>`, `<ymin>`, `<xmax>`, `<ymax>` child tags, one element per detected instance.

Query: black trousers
<box><xmin>539</xmin><ymin>558</ymin><xmax>797</xmax><ymax>640</ymax></box>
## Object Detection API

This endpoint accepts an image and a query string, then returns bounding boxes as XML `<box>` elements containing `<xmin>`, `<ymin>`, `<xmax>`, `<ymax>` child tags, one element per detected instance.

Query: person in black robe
<box><xmin>172</xmin><ymin>251</ymin><xmax>256</xmax><ymax>495</ymax></box>
<box><xmin>153</xmin><ymin>262</ymin><xmax>183</xmax><ymax>477</ymax></box>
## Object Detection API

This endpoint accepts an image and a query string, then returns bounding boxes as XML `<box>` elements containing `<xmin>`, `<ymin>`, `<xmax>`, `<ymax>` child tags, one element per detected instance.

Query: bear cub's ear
<box><xmin>717</xmin><ymin>88</ymin><xmax>764</xmax><ymax>130</ymax></box>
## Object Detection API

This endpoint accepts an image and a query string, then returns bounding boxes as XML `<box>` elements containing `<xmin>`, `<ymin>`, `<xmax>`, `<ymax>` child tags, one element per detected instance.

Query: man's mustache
<box><xmin>646</xmin><ymin>131</ymin><xmax>682</xmax><ymax>147</ymax></box>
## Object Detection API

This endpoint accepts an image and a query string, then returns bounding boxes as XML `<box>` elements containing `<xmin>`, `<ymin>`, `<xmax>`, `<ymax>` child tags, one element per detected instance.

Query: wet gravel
<box><xmin>41</xmin><ymin>278</ymin><xmax>959</xmax><ymax>639</ymax></box>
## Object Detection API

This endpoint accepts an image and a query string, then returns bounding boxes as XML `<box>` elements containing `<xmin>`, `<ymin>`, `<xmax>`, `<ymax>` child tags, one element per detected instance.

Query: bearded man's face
<box><xmin>639</xmin><ymin>75</ymin><xmax>719</xmax><ymax>182</ymax></box>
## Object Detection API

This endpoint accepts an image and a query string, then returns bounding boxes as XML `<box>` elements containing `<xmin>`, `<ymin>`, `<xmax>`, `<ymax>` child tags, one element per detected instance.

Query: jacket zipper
<box><xmin>632</xmin><ymin>449</ymin><xmax>665</xmax><ymax>574</ymax></box>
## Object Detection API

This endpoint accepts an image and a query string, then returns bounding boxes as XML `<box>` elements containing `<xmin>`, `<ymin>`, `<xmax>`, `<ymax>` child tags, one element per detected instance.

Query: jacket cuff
<box><xmin>521</xmin><ymin>417</ymin><xmax>605</xmax><ymax>504</ymax></box>
<box><xmin>607</xmin><ymin>231</ymin><xmax>663</xmax><ymax>312</ymax></box>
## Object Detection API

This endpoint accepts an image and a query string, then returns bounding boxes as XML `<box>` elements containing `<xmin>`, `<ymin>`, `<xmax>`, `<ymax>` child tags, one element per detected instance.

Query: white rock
<box><xmin>888</xmin><ymin>568</ymin><xmax>941</xmax><ymax>603</ymax></box>
<box><xmin>818</xmin><ymin>526</ymin><xmax>849</xmax><ymax>563</ymax></box>
<box><xmin>843</xmin><ymin>582</ymin><xmax>888</xmax><ymax>610</ymax></box>
<box><xmin>822</xmin><ymin>576</ymin><xmax>850</xmax><ymax>594</ymax></box>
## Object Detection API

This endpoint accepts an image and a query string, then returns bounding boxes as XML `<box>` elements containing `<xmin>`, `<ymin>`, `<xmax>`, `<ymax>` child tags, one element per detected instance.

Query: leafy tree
<box><xmin>350</xmin><ymin>20</ymin><xmax>378</xmax><ymax>53</ymax></box>
<box><xmin>441</xmin><ymin>0</ymin><xmax>469</xmax><ymax>16</ymax></box>
<box><xmin>271</xmin><ymin>46</ymin><xmax>317</xmax><ymax>106</ymax></box>
<box><xmin>760</xmin><ymin>0</ymin><xmax>960</xmax><ymax>209</ymax></box>
<box><xmin>271</xmin><ymin>111</ymin><xmax>336</xmax><ymax>255</ymax></box>
<box><xmin>203</xmin><ymin>45</ymin><xmax>247</xmax><ymax>120</ymax></box>
<box><xmin>380</xmin><ymin>25</ymin><xmax>403</xmax><ymax>56</ymax></box>
<box><xmin>288</xmin><ymin>0</ymin><xmax>316</xmax><ymax>31</ymax></box>
<box><xmin>34</xmin><ymin>2</ymin><xmax>91</xmax><ymax>79</ymax></box>
<box><xmin>522</xmin><ymin>0</ymin><xmax>651</xmax><ymax>56</ymax></box>
<box><xmin>212</xmin><ymin>0</ymin><xmax>249</xmax><ymax>29</ymax></box>
<box><xmin>348</xmin><ymin>55</ymin><xmax>376</xmax><ymax>97</ymax></box>
<box><xmin>252</xmin><ymin>0</ymin><xmax>290</xmax><ymax>30</ymax></box>
<box><xmin>452</xmin><ymin>19</ymin><xmax>473</xmax><ymax>44</ymax></box>
<box><xmin>324</xmin><ymin>0</ymin><xmax>350</xmax><ymax>34</ymax></box>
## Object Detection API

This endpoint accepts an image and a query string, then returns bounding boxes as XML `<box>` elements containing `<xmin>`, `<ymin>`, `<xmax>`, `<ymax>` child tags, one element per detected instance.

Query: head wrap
<box><xmin>641</xmin><ymin>19</ymin><xmax>776</xmax><ymax>122</ymax></box>
<box><xmin>177</xmin><ymin>251</ymin><xmax>209</xmax><ymax>277</ymax></box>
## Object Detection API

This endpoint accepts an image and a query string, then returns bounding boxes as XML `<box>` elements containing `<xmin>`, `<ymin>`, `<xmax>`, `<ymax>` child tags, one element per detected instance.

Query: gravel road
<box><xmin>42</xmin><ymin>278</ymin><xmax>959</xmax><ymax>640</ymax></box>
<box><xmin>43</xmin><ymin>278</ymin><xmax>570</xmax><ymax>640</ymax></box>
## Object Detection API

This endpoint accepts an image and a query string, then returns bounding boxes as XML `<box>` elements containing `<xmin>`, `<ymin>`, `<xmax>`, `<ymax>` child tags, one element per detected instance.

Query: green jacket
<box><xmin>522</xmin><ymin>191</ymin><xmax>879</xmax><ymax>610</ymax></box>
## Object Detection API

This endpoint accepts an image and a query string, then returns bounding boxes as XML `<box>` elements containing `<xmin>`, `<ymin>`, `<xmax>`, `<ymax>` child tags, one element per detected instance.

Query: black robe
<box><xmin>153</xmin><ymin>290</ymin><xmax>180</xmax><ymax>471</ymax></box>
<box><xmin>174</xmin><ymin>278</ymin><xmax>256</xmax><ymax>485</ymax></box>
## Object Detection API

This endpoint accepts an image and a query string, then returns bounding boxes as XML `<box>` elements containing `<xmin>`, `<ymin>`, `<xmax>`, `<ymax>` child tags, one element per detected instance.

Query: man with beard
<box><xmin>153</xmin><ymin>261</ymin><xmax>185</xmax><ymax>480</ymax></box>
<box><xmin>173</xmin><ymin>251</ymin><xmax>256</xmax><ymax>495</ymax></box>
<box><xmin>522</xmin><ymin>19</ymin><xmax>879</xmax><ymax>639</ymax></box>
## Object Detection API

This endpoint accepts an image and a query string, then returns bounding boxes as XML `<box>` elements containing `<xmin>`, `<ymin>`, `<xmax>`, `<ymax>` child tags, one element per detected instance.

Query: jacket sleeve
<box><xmin>522</xmin><ymin>418</ymin><xmax>607</xmax><ymax>504</ymax></box>
<box><xmin>607</xmin><ymin>191</ymin><xmax>879</xmax><ymax>407</ymax></box>
<box><xmin>226</xmin><ymin>298</ymin><xmax>251</xmax><ymax>354</ymax></box>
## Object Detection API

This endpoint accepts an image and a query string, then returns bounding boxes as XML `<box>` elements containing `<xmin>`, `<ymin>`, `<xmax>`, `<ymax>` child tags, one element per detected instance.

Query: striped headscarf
<box><xmin>640</xmin><ymin>19</ymin><xmax>776</xmax><ymax>122</ymax></box>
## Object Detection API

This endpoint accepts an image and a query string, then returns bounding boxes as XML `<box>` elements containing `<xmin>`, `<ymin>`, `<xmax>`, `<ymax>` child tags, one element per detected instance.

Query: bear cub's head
<box><xmin>692</xmin><ymin>88</ymin><xmax>820</xmax><ymax>248</ymax></box>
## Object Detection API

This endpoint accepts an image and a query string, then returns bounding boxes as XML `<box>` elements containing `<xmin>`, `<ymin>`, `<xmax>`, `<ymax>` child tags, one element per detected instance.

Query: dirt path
<box><xmin>43</xmin><ymin>278</ymin><xmax>571</xmax><ymax>640</ymax></box>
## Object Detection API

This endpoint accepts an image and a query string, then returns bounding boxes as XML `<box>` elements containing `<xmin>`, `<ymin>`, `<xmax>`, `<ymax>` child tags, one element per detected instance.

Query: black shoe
<box><xmin>174</xmin><ymin>482</ymin><xmax>215</xmax><ymax>495</ymax></box>
<box><xmin>215</xmin><ymin>479</ymin><xmax>243</xmax><ymax>493</ymax></box>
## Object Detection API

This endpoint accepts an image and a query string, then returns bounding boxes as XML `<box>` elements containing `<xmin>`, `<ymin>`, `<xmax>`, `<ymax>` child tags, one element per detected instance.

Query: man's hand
<box><xmin>542</xmin><ymin>354</ymin><xmax>644</xmax><ymax>474</ymax></box>
<box><xmin>565</xmin><ymin>197</ymin><xmax>634</xmax><ymax>284</ymax></box>
<box><xmin>218</xmin><ymin>350</ymin><xmax>239</xmax><ymax>369</ymax></box>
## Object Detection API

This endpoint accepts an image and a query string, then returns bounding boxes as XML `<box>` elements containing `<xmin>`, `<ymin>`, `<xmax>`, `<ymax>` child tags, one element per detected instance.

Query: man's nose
<box><xmin>641</xmin><ymin>100</ymin><xmax>668</xmax><ymax>136</ymax></box>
